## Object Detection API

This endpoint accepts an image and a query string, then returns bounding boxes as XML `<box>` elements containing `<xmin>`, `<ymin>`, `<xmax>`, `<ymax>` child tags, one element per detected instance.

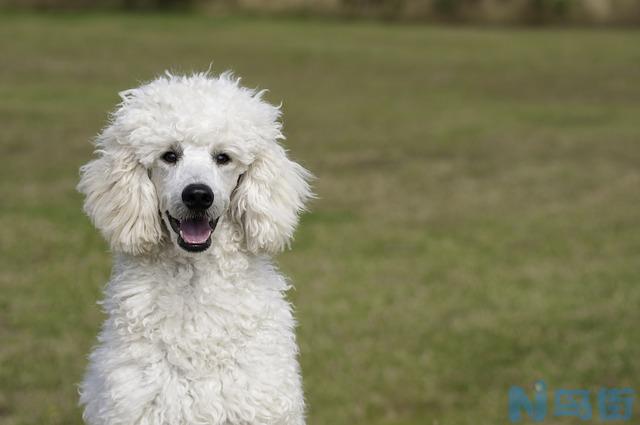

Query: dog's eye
<box><xmin>161</xmin><ymin>151</ymin><xmax>179</xmax><ymax>164</ymax></box>
<box><xmin>215</xmin><ymin>153</ymin><xmax>231</xmax><ymax>165</ymax></box>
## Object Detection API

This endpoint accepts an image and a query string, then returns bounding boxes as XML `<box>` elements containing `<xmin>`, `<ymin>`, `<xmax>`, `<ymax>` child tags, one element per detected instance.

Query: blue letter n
<box><xmin>509</xmin><ymin>381</ymin><xmax>547</xmax><ymax>422</ymax></box>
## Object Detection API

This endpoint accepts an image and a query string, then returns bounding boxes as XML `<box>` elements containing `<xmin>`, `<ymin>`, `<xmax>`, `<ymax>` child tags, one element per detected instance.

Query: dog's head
<box><xmin>78</xmin><ymin>72</ymin><xmax>312</xmax><ymax>256</ymax></box>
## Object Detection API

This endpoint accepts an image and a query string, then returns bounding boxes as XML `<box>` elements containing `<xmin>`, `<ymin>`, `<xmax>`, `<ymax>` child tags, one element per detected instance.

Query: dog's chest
<box><xmin>112</xmin><ymin>265</ymin><xmax>291</xmax><ymax>372</ymax></box>
<box><xmin>103</xmin><ymin>263</ymin><xmax>302</xmax><ymax>424</ymax></box>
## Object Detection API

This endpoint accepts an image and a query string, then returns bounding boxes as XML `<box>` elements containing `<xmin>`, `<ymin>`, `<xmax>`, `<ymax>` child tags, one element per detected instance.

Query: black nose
<box><xmin>182</xmin><ymin>184</ymin><xmax>214</xmax><ymax>210</ymax></box>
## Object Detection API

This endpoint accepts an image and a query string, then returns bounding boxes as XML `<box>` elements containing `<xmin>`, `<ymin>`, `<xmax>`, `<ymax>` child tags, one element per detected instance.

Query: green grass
<box><xmin>1</xmin><ymin>13</ymin><xmax>639</xmax><ymax>425</ymax></box>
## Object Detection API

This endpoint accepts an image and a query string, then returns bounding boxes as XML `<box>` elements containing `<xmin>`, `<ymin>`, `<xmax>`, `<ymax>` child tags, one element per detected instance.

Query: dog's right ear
<box><xmin>77</xmin><ymin>133</ymin><xmax>163</xmax><ymax>255</ymax></box>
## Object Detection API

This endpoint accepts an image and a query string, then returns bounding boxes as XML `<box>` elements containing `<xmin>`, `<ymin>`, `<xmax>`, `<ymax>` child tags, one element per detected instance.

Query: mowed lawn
<box><xmin>1</xmin><ymin>13</ymin><xmax>639</xmax><ymax>425</ymax></box>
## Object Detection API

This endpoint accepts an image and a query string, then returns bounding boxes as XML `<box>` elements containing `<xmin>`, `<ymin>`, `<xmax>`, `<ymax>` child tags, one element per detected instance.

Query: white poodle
<box><xmin>77</xmin><ymin>72</ymin><xmax>312</xmax><ymax>425</ymax></box>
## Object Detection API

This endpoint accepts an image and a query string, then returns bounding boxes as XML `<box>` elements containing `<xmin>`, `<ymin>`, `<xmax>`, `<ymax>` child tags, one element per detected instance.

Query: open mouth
<box><xmin>166</xmin><ymin>211</ymin><xmax>219</xmax><ymax>253</ymax></box>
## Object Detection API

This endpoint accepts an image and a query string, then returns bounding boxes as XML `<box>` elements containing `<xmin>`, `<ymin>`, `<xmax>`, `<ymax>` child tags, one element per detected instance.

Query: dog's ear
<box><xmin>230</xmin><ymin>142</ymin><xmax>312</xmax><ymax>255</ymax></box>
<box><xmin>77</xmin><ymin>134</ymin><xmax>163</xmax><ymax>255</ymax></box>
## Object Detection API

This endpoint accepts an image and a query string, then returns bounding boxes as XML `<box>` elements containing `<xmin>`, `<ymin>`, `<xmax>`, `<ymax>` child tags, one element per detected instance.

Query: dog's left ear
<box><xmin>77</xmin><ymin>132</ymin><xmax>163</xmax><ymax>255</ymax></box>
<box><xmin>230</xmin><ymin>141</ymin><xmax>313</xmax><ymax>255</ymax></box>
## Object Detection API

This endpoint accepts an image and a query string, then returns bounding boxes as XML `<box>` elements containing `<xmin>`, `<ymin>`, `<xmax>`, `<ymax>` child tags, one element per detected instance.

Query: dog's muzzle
<box><xmin>166</xmin><ymin>211</ymin><xmax>219</xmax><ymax>252</ymax></box>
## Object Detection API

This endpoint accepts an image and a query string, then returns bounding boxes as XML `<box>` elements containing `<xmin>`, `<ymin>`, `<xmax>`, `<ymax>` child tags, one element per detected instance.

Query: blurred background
<box><xmin>3</xmin><ymin>0</ymin><xmax>640</xmax><ymax>23</ymax></box>
<box><xmin>0</xmin><ymin>1</ymin><xmax>639</xmax><ymax>425</ymax></box>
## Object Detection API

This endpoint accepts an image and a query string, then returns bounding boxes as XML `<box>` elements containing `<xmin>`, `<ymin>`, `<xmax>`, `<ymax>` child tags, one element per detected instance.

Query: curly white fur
<box><xmin>77</xmin><ymin>72</ymin><xmax>312</xmax><ymax>425</ymax></box>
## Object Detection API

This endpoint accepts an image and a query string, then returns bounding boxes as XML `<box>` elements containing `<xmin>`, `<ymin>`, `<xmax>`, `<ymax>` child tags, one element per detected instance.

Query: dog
<box><xmin>77</xmin><ymin>72</ymin><xmax>312</xmax><ymax>425</ymax></box>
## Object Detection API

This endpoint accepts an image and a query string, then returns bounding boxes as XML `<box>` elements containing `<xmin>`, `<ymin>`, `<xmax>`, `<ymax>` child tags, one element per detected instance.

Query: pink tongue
<box><xmin>180</xmin><ymin>217</ymin><xmax>212</xmax><ymax>244</ymax></box>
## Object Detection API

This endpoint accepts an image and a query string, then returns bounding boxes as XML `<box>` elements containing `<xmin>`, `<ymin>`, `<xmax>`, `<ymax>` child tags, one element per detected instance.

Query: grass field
<box><xmin>1</xmin><ymin>13</ymin><xmax>639</xmax><ymax>425</ymax></box>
